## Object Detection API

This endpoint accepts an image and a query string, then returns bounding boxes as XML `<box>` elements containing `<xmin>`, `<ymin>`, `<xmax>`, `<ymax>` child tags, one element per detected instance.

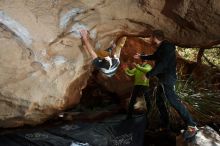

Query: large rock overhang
<box><xmin>0</xmin><ymin>0</ymin><xmax>219</xmax><ymax>127</ymax></box>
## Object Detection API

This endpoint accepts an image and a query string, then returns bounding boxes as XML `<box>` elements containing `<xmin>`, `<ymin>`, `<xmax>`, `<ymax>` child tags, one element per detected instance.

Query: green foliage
<box><xmin>203</xmin><ymin>48</ymin><xmax>220</xmax><ymax>67</ymax></box>
<box><xmin>176</xmin><ymin>47</ymin><xmax>198</xmax><ymax>62</ymax></box>
<box><xmin>174</xmin><ymin>45</ymin><xmax>220</xmax><ymax>122</ymax></box>
<box><xmin>176</xmin><ymin>47</ymin><xmax>220</xmax><ymax>67</ymax></box>
<box><xmin>175</xmin><ymin>78</ymin><xmax>220</xmax><ymax>123</ymax></box>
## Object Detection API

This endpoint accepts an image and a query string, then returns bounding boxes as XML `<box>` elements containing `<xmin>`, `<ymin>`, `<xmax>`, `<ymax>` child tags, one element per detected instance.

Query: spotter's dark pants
<box><xmin>156</xmin><ymin>83</ymin><xmax>196</xmax><ymax>128</ymax></box>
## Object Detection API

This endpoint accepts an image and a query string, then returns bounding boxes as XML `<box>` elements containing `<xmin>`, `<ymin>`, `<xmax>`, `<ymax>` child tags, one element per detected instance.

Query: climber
<box><xmin>122</xmin><ymin>60</ymin><xmax>152</xmax><ymax>121</ymax></box>
<box><xmin>80</xmin><ymin>30</ymin><xmax>127</xmax><ymax>77</ymax></box>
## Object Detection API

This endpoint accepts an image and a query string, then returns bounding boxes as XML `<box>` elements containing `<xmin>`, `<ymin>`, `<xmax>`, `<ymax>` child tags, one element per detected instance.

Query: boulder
<box><xmin>0</xmin><ymin>0</ymin><xmax>219</xmax><ymax>127</ymax></box>
<box><xmin>176</xmin><ymin>126</ymin><xmax>220</xmax><ymax>146</ymax></box>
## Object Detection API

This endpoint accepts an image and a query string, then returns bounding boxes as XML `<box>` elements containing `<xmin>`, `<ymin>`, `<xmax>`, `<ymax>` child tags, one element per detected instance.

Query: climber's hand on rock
<box><xmin>80</xmin><ymin>29</ymin><xmax>88</xmax><ymax>41</ymax></box>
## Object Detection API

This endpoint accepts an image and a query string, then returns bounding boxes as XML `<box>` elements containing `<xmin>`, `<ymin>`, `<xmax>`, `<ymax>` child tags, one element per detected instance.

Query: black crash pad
<box><xmin>0</xmin><ymin>115</ymin><xmax>146</xmax><ymax>146</ymax></box>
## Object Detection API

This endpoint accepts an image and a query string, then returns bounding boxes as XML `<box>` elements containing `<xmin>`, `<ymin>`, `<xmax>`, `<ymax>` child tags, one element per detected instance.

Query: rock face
<box><xmin>0</xmin><ymin>0</ymin><xmax>219</xmax><ymax>127</ymax></box>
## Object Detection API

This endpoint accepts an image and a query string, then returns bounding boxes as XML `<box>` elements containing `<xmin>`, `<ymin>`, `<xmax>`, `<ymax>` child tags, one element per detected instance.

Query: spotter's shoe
<box><xmin>183</xmin><ymin>126</ymin><xmax>199</xmax><ymax>142</ymax></box>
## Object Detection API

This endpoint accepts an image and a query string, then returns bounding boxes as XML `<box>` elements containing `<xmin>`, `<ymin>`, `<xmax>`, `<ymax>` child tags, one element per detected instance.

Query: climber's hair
<box><xmin>152</xmin><ymin>29</ymin><xmax>165</xmax><ymax>41</ymax></box>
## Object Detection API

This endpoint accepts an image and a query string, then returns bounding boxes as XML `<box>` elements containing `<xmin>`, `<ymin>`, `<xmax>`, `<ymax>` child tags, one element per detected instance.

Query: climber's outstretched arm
<box><xmin>80</xmin><ymin>30</ymin><xmax>97</xmax><ymax>59</ymax></box>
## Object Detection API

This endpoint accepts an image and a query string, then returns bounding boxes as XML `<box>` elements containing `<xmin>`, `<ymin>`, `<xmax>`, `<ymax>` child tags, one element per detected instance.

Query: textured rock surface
<box><xmin>0</xmin><ymin>0</ymin><xmax>219</xmax><ymax>127</ymax></box>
